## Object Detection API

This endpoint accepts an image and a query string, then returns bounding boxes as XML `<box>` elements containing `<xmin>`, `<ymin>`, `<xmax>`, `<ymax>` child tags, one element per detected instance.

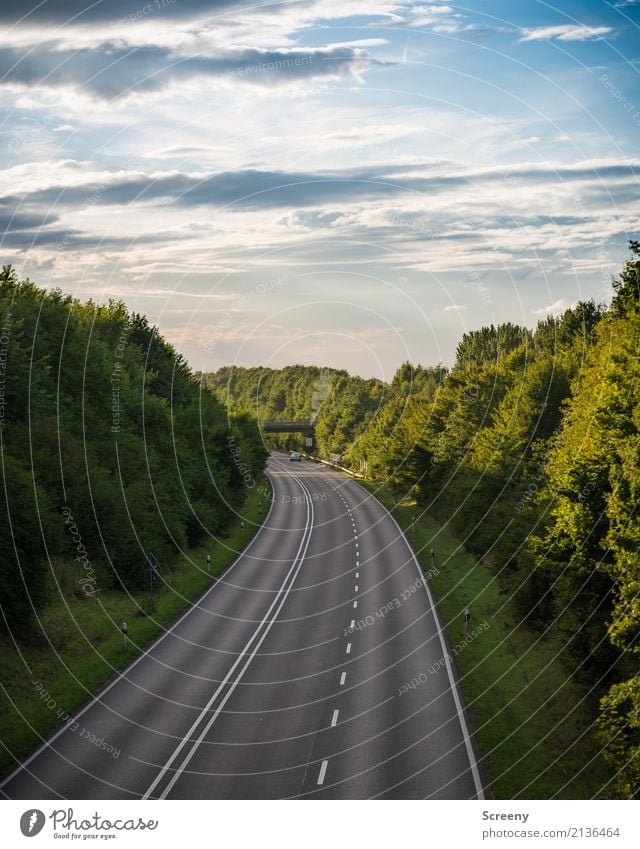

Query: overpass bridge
<box><xmin>260</xmin><ymin>419</ymin><xmax>316</xmax><ymax>435</ymax></box>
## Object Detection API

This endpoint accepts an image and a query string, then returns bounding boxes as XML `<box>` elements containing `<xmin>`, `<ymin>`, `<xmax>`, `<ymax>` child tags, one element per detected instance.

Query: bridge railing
<box><xmin>261</xmin><ymin>419</ymin><xmax>316</xmax><ymax>432</ymax></box>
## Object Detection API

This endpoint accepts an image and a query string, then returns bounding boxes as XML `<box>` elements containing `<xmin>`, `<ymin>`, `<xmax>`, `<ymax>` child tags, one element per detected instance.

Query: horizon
<box><xmin>2</xmin><ymin>0</ymin><xmax>638</xmax><ymax>381</ymax></box>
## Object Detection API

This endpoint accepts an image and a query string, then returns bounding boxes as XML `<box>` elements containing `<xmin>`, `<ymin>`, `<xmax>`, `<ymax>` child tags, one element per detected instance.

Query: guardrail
<box><xmin>304</xmin><ymin>453</ymin><xmax>366</xmax><ymax>479</ymax></box>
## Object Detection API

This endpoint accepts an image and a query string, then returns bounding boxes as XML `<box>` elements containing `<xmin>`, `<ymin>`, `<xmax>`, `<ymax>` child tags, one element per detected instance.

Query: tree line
<box><xmin>205</xmin><ymin>242</ymin><xmax>640</xmax><ymax>797</ymax></box>
<box><xmin>0</xmin><ymin>266</ymin><xmax>267</xmax><ymax>635</ymax></box>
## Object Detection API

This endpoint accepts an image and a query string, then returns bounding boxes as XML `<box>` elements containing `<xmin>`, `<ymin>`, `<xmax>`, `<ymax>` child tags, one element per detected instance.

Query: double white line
<box><xmin>143</xmin><ymin>464</ymin><xmax>314</xmax><ymax>799</ymax></box>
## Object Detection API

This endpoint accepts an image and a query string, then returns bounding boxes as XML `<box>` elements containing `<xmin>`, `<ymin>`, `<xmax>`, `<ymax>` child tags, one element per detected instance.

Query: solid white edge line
<box><xmin>0</xmin><ymin>471</ymin><xmax>279</xmax><ymax>792</ymax></box>
<box><xmin>350</xmin><ymin>480</ymin><xmax>487</xmax><ymax>801</ymax></box>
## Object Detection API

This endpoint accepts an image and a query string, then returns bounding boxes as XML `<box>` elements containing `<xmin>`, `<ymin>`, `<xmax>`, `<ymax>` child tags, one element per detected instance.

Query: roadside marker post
<box><xmin>206</xmin><ymin>554</ymin><xmax>211</xmax><ymax>575</ymax></box>
<box><xmin>464</xmin><ymin>608</ymin><xmax>471</xmax><ymax>637</ymax></box>
<box><xmin>122</xmin><ymin>622</ymin><xmax>128</xmax><ymax>649</ymax></box>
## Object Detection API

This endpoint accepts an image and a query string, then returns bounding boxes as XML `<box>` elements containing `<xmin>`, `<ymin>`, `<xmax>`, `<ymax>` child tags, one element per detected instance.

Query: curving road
<box><xmin>1</xmin><ymin>454</ymin><xmax>486</xmax><ymax>800</ymax></box>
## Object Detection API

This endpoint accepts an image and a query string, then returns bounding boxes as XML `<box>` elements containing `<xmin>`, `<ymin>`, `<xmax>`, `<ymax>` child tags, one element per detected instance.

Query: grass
<box><xmin>357</xmin><ymin>480</ymin><xmax>613</xmax><ymax>800</ymax></box>
<box><xmin>0</xmin><ymin>478</ymin><xmax>269</xmax><ymax>779</ymax></box>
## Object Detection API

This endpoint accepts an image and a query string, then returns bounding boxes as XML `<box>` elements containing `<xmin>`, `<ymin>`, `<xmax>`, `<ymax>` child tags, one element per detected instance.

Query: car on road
<box><xmin>290</xmin><ymin>452</ymin><xmax>302</xmax><ymax>462</ymax></box>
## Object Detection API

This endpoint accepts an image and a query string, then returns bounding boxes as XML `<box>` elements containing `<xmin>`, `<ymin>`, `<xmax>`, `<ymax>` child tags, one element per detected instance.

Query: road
<box><xmin>1</xmin><ymin>454</ymin><xmax>486</xmax><ymax>800</ymax></box>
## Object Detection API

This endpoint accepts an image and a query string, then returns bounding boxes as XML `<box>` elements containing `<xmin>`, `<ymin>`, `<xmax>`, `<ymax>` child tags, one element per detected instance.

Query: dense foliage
<box><xmin>207</xmin><ymin>243</ymin><xmax>640</xmax><ymax>797</ymax></box>
<box><xmin>0</xmin><ymin>267</ymin><xmax>267</xmax><ymax>634</ymax></box>
<box><xmin>205</xmin><ymin>362</ymin><xmax>446</xmax><ymax>465</ymax></box>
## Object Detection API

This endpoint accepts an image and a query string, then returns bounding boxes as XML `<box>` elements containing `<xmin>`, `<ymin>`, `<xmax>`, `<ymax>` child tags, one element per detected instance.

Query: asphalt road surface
<box><xmin>1</xmin><ymin>454</ymin><xmax>486</xmax><ymax>800</ymax></box>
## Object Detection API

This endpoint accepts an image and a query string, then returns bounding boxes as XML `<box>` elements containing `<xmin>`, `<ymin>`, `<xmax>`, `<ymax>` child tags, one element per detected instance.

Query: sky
<box><xmin>1</xmin><ymin>0</ymin><xmax>639</xmax><ymax>379</ymax></box>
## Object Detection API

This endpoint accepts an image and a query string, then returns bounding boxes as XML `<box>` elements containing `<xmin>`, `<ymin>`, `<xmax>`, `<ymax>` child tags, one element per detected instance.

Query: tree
<box><xmin>611</xmin><ymin>240</ymin><xmax>640</xmax><ymax>317</ymax></box>
<box><xmin>0</xmin><ymin>268</ymin><xmax>268</xmax><ymax>628</ymax></box>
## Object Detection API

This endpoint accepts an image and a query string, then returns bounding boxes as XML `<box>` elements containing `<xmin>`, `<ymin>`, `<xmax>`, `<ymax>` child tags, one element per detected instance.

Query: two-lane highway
<box><xmin>1</xmin><ymin>454</ymin><xmax>486</xmax><ymax>799</ymax></box>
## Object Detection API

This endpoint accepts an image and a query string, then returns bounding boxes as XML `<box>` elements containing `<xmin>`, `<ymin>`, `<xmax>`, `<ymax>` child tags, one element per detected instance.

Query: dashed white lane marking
<box><xmin>331</xmin><ymin>710</ymin><xmax>339</xmax><ymax>727</ymax></box>
<box><xmin>340</xmin><ymin>672</ymin><xmax>346</xmax><ymax>685</ymax></box>
<box><xmin>346</xmin><ymin>642</ymin><xmax>352</xmax><ymax>654</ymax></box>
<box><xmin>354</xmin><ymin>534</ymin><xmax>358</xmax><ymax>539</ymax></box>
<box><xmin>350</xmin><ymin>619</ymin><xmax>355</xmax><ymax>629</ymax></box>
<box><xmin>353</xmin><ymin>600</ymin><xmax>358</xmax><ymax>608</ymax></box>
<box><xmin>355</xmin><ymin>543</ymin><xmax>359</xmax><ymax>549</ymax></box>
<box><xmin>317</xmin><ymin>760</ymin><xmax>329</xmax><ymax>785</ymax></box>
<box><xmin>355</xmin><ymin>585</ymin><xmax>359</xmax><ymax>592</ymax></box>
<box><xmin>356</xmin><ymin>560</ymin><xmax>359</xmax><ymax>567</ymax></box>
<box><xmin>355</xmin><ymin>572</ymin><xmax>359</xmax><ymax>578</ymax></box>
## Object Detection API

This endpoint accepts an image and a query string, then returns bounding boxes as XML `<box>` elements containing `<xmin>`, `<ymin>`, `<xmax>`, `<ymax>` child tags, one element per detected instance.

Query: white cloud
<box><xmin>0</xmin><ymin>0</ymin><xmax>633</xmax><ymax>375</ymax></box>
<box><xmin>519</xmin><ymin>25</ymin><xmax>613</xmax><ymax>43</ymax></box>
<box><xmin>0</xmin><ymin>43</ymin><xmax>374</xmax><ymax>101</ymax></box>
<box><xmin>410</xmin><ymin>4</ymin><xmax>458</xmax><ymax>25</ymax></box>
<box><xmin>0</xmin><ymin>2</ymin><xmax>406</xmax><ymax>52</ymax></box>
<box><xmin>532</xmin><ymin>298</ymin><xmax>578</xmax><ymax>316</ymax></box>
<box><xmin>145</xmin><ymin>145</ymin><xmax>219</xmax><ymax>159</ymax></box>
<box><xmin>389</xmin><ymin>2</ymin><xmax>466</xmax><ymax>31</ymax></box>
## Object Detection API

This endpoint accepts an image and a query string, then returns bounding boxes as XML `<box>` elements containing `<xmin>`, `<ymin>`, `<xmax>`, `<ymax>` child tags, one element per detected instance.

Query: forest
<box><xmin>0</xmin><ymin>266</ymin><xmax>267</xmax><ymax>636</ymax></box>
<box><xmin>205</xmin><ymin>242</ymin><xmax>640</xmax><ymax>798</ymax></box>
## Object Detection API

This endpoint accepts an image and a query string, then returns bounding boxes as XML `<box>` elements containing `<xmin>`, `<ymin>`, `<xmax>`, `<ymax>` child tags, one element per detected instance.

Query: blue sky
<box><xmin>1</xmin><ymin>0</ymin><xmax>638</xmax><ymax>378</ymax></box>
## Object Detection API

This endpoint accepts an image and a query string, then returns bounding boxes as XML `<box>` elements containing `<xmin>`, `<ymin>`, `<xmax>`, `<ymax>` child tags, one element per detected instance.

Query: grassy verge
<box><xmin>356</xmin><ymin>479</ymin><xmax>612</xmax><ymax>800</ymax></box>
<box><xmin>0</xmin><ymin>477</ymin><xmax>270</xmax><ymax>779</ymax></box>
